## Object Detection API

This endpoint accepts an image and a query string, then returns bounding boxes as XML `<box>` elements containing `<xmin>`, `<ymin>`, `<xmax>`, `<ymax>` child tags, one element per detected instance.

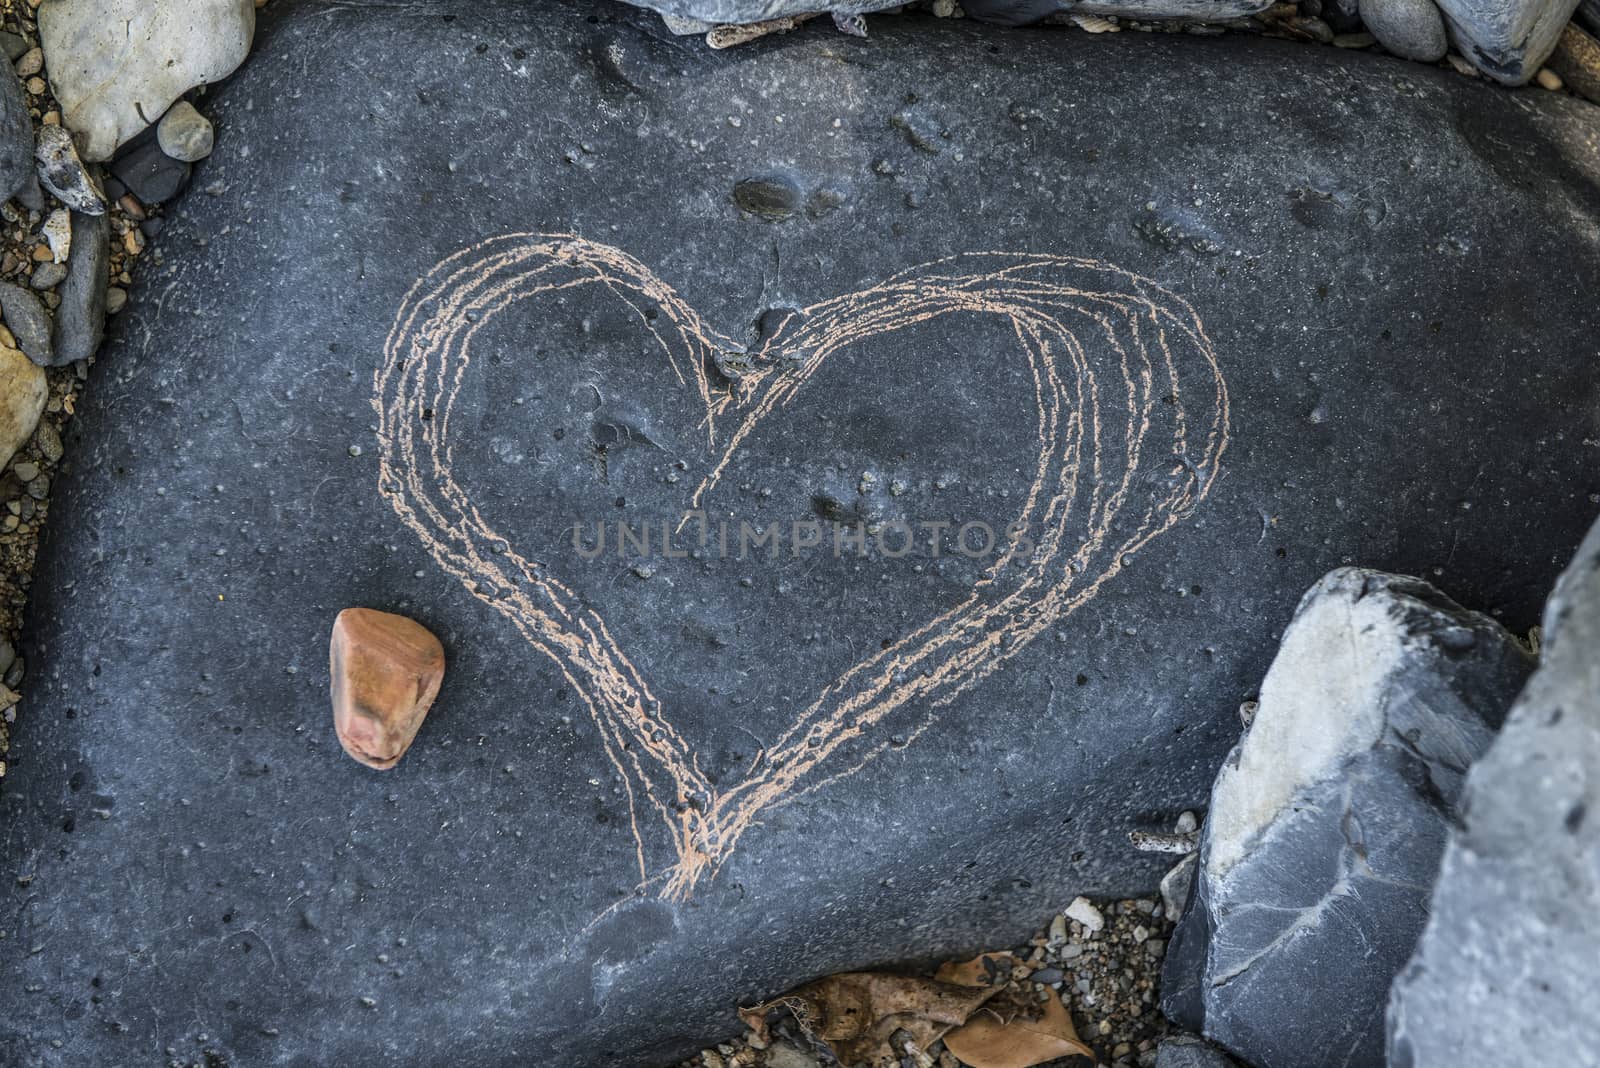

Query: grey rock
<box><xmin>28</xmin><ymin>261</ymin><xmax>66</xmax><ymax>290</ymax></box>
<box><xmin>1361</xmin><ymin>0</ymin><xmax>1448</xmax><ymax>61</ymax></box>
<box><xmin>1164</xmin><ymin>569</ymin><xmax>1534</xmax><ymax>1068</ymax></box>
<box><xmin>156</xmin><ymin>99</ymin><xmax>214</xmax><ymax>162</ymax></box>
<box><xmin>39</xmin><ymin>0</ymin><xmax>254</xmax><ymax>161</ymax></box>
<box><xmin>0</xmin><ymin>31</ymin><xmax>27</xmax><ymax>63</ymax></box>
<box><xmin>8</xmin><ymin>5</ymin><xmax>1600</xmax><ymax>1067</ymax></box>
<box><xmin>13</xmin><ymin>173</ymin><xmax>43</xmax><ymax>212</ymax></box>
<box><xmin>109</xmin><ymin>136</ymin><xmax>191</xmax><ymax>204</ymax></box>
<box><xmin>1157</xmin><ymin>1035</ymin><xmax>1240</xmax><ymax>1068</ymax></box>
<box><xmin>34</xmin><ymin>125</ymin><xmax>106</xmax><ymax>215</ymax></box>
<box><xmin>1434</xmin><ymin>0</ymin><xmax>1581</xmax><ymax>83</ymax></box>
<box><xmin>764</xmin><ymin>1045</ymin><xmax>823</xmax><ymax>1068</ymax></box>
<box><xmin>1387</xmin><ymin>519</ymin><xmax>1600</xmax><ymax>1068</ymax></box>
<box><xmin>0</xmin><ymin>281</ymin><xmax>54</xmax><ymax>365</ymax></box>
<box><xmin>961</xmin><ymin>0</ymin><xmax>1272</xmax><ymax>22</ymax></box>
<box><xmin>0</xmin><ymin>64</ymin><xmax>32</xmax><ymax>203</ymax></box>
<box><xmin>49</xmin><ymin>210</ymin><xmax>108</xmax><ymax>366</ymax></box>
<box><xmin>633</xmin><ymin>0</ymin><xmax>1273</xmax><ymax>21</ymax></box>
<box><xmin>628</xmin><ymin>0</ymin><xmax>903</xmax><ymax>20</ymax></box>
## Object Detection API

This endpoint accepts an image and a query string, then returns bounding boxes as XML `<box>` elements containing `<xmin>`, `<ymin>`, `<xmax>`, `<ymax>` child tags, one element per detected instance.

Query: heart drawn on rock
<box><xmin>375</xmin><ymin>233</ymin><xmax>1229</xmax><ymax>901</ymax></box>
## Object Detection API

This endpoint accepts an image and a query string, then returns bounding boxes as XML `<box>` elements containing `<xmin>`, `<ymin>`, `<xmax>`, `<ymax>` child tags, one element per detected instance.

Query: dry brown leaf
<box><xmin>740</xmin><ymin>971</ymin><xmax>1002</xmax><ymax>1067</ymax></box>
<box><xmin>933</xmin><ymin>952</ymin><xmax>1023</xmax><ymax>989</ymax></box>
<box><xmin>942</xmin><ymin>989</ymin><xmax>1094</xmax><ymax>1068</ymax></box>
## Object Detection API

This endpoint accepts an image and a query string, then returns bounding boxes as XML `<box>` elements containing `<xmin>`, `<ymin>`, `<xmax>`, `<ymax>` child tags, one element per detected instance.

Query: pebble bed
<box><xmin>677</xmin><ymin>895</ymin><xmax>1176</xmax><ymax>1068</ymax></box>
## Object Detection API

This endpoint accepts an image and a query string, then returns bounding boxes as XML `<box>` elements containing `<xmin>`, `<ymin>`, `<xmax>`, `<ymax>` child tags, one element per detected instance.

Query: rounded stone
<box><xmin>156</xmin><ymin>99</ymin><xmax>214</xmax><ymax>162</ymax></box>
<box><xmin>0</xmin><ymin>343</ymin><xmax>46</xmax><ymax>470</ymax></box>
<box><xmin>1361</xmin><ymin>0</ymin><xmax>1449</xmax><ymax>62</ymax></box>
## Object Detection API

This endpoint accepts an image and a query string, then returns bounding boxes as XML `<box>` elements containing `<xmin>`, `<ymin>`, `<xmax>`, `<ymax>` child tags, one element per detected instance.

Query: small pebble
<box><xmin>157</xmin><ymin>100</ymin><xmax>215</xmax><ymax>162</ymax></box>
<box><xmin>1066</xmin><ymin>896</ymin><xmax>1106</xmax><ymax>933</ymax></box>
<box><xmin>1537</xmin><ymin>68</ymin><xmax>1564</xmax><ymax>90</ymax></box>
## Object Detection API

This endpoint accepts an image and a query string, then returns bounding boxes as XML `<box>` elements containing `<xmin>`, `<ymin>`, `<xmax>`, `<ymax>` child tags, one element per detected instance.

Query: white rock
<box><xmin>0</xmin><ymin>343</ymin><xmax>46</xmax><ymax>471</ymax></box>
<box><xmin>1204</xmin><ymin>579</ymin><xmax>1405</xmax><ymax>879</ymax></box>
<box><xmin>1160</xmin><ymin>853</ymin><xmax>1197</xmax><ymax>921</ymax></box>
<box><xmin>1064</xmin><ymin>895</ymin><xmax>1104</xmax><ymax>933</ymax></box>
<box><xmin>41</xmin><ymin>207</ymin><xmax>70</xmax><ymax>263</ymax></box>
<box><xmin>38</xmin><ymin>0</ymin><xmax>254</xmax><ymax>161</ymax></box>
<box><xmin>156</xmin><ymin>100</ymin><xmax>214</xmax><ymax>162</ymax></box>
<box><xmin>34</xmin><ymin>124</ymin><xmax>103</xmax><ymax>215</ymax></box>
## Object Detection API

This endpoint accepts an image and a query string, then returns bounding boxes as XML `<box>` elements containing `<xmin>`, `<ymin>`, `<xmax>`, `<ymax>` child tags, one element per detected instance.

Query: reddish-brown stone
<box><xmin>329</xmin><ymin>608</ymin><xmax>445</xmax><ymax>770</ymax></box>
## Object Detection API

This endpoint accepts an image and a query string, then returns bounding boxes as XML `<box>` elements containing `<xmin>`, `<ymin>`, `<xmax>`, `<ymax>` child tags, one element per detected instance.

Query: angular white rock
<box><xmin>1064</xmin><ymin>896</ymin><xmax>1104</xmax><ymax>933</ymax></box>
<box><xmin>38</xmin><ymin>0</ymin><xmax>253</xmax><ymax>161</ymax></box>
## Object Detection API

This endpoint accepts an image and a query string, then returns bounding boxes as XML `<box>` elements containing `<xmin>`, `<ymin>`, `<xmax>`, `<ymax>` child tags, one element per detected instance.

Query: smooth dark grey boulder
<box><xmin>4</xmin><ymin>4</ymin><xmax>1600</xmax><ymax>1066</ymax></box>
<box><xmin>1162</xmin><ymin>569</ymin><xmax>1533</xmax><ymax>1068</ymax></box>
<box><xmin>1387</xmin><ymin>518</ymin><xmax>1600</xmax><ymax>1068</ymax></box>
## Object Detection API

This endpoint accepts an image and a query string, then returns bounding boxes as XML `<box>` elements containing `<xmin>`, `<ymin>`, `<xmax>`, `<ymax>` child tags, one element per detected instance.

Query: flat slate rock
<box><xmin>6</xmin><ymin>4</ymin><xmax>1600</xmax><ymax>1065</ymax></box>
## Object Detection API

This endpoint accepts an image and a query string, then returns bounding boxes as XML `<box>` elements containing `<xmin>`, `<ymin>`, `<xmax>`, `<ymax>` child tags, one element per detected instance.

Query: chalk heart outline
<box><xmin>375</xmin><ymin>233</ymin><xmax>1229</xmax><ymax>901</ymax></box>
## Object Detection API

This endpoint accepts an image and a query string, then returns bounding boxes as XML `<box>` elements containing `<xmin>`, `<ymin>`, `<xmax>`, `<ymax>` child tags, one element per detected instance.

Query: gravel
<box><xmin>677</xmin><ymin>895</ymin><xmax>1178</xmax><ymax>1068</ymax></box>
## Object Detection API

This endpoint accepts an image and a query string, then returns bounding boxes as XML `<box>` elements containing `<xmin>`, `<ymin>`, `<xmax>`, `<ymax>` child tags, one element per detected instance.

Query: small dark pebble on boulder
<box><xmin>109</xmin><ymin>136</ymin><xmax>192</xmax><ymax>206</ymax></box>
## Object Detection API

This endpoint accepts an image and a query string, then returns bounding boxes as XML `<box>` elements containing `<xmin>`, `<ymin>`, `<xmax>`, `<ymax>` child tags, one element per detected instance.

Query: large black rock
<box><xmin>4</xmin><ymin>4</ymin><xmax>1600</xmax><ymax>1065</ymax></box>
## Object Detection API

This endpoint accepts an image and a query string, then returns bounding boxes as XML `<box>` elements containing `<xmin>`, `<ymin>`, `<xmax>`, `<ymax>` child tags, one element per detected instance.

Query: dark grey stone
<box><xmin>0</xmin><ymin>67</ymin><xmax>32</xmax><ymax>203</ymax></box>
<box><xmin>49</xmin><ymin>210</ymin><xmax>108</xmax><ymax>366</ymax></box>
<box><xmin>1157</xmin><ymin>1035</ymin><xmax>1240</xmax><ymax>1068</ymax></box>
<box><xmin>1583</xmin><ymin>0</ymin><xmax>1600</xmax><ymax>34</ymax></box>
<box><xmin>0</xmin><ymin>31</ymin><xmax>27</xmax><ymax>63</ymax></box>
<box><xmin>1435</xmin><ymin>0</ymin><xmax>1580</xmax><ymax>83</ymax></box>
<box><xmin>1163</xmin><ymin>569</ymin><xmax>1534</xmax><ymax>1068</ymax></box>
<box><xmin>0</xmin><ymin>280</ymin><xmax>54</xmax><ymax>366</ymax></box>
<box><xmin>27</xmin><ymin>260</ymin><xmax>65</xmax><ymax>291</ymax></box>
<box><xmin>108</xmin><ymin>134</ymin><xmax>191</xmax><ymax>205</ymax></box>
<box><xmin>1387</xmin><ymin>518</ymin><xmax>1600</xmax><ymax>1068</ymax></box>
<box><xmin>5</xmin><ymin>4</ymin><xmax>1600</xmax><ymax>1066</ymax></box>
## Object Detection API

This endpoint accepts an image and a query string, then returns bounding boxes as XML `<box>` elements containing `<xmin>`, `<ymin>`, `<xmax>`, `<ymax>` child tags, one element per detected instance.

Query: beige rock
<box><xmin>329</xmin><ymin>607</ymin><xmax>445</xmax><ymax>770</ymax></box>
<box><xmin>38</xmin><ymin>0</ymin><xmax>254</xmax><ymax>161</ymax></box>
<box><xmin>0</xmin><ymin>344</ymin><xmax>46</xmax><ymax>471</ymax></box>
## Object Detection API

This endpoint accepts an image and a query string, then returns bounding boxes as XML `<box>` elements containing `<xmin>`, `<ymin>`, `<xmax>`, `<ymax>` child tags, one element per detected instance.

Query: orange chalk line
<box><xmin>375</xmin><ymin>234</ymin><xmax>1230</xmax><ymax>901</ymax></box>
